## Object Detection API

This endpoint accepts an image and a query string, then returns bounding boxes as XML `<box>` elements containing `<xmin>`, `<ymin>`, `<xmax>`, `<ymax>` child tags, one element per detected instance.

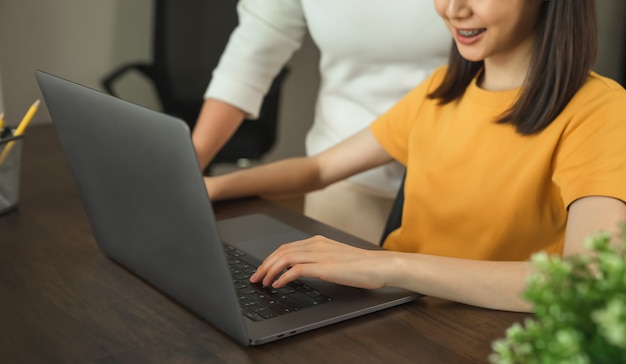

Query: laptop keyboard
<box><xmin>224</xmin><ymin>244</ymin><xmax>332</xmax><ymax>322</ymax></box>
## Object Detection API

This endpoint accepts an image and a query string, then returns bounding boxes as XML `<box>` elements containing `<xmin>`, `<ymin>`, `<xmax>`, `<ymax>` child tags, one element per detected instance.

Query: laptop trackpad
<box><xmin>217</xmin><ymin>214</ymin><xmax>312</xmax><ymax>261</ymax></box>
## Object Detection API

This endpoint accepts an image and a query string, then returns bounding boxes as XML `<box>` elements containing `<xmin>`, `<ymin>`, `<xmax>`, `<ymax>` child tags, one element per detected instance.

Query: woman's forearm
<box><xmin>192</xmin><ymin>98</ymin><xmax>247</xmax><ymax>170</ymax></box>
<box><xmin>385</xmin><ymin>252</ymin><xmax>532</xmax><ymax>312</ymax></box>
<box><xmin>205</xmin><ymin>156</ymin><xmax>325</xmax><ymax>201</ymax></box>
<box><xmin>205</xmin><ymin>128</ymin><xmax>394</xmax><ymax>202</ymax></box>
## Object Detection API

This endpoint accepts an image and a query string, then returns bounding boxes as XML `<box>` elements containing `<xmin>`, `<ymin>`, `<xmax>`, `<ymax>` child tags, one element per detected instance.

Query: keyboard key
<box><xmin>241</xmin><ymin>308</ymin><xmax>263</xmax><ymax>322</ymax></box>
<box><xmin>237</xmin><ymin>286</ymin><xmax>256</xmax><ymax>295</ymax></box>
<box><xmin>224</xmin><ymin>243</ymin><xmax>331</xmax><ymax>321</ymax></box>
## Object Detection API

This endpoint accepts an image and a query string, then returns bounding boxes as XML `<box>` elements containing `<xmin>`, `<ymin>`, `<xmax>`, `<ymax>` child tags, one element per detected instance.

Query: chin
<box><xmin>457</xmin><ymin>51</ymin><xmax>485</xmax><ymax>63</ymax></box>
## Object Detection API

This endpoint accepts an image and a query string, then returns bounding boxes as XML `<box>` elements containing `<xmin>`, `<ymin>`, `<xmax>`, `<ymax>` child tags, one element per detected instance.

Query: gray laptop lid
<box><xmin>36</xmin><ymin>70</ymin><xmax>250</xmax><ymax>344</ymax></box>
<box><xmin>36</xmin><ymin>70</ymin><xmax>421</xmax><ymax>346</ymax></box>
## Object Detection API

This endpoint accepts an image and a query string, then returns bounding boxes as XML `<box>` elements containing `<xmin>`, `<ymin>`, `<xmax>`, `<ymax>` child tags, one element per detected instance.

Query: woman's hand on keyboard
<box><xmin>249</xmin><ymin>236</ymin><xmax>392</xmax><ymax>290</ymax></box>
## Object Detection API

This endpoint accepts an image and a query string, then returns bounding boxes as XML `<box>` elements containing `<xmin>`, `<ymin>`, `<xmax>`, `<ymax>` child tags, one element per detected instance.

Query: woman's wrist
<box><xmin>204</xmin><ymin>176</ymin><xmax>222</xmax><ymax>201</ymax></box>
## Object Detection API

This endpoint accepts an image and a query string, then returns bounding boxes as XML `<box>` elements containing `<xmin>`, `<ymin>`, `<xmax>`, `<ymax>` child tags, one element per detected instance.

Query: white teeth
<box><xmin>458</xmin><ymin>29</ymin><xmax>484</xmax><ymax>37</ymax></box>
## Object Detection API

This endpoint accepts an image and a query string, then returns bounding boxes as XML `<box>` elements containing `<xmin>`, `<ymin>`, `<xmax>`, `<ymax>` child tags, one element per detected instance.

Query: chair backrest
<box><xmin>102</xmin><ymin>0</ymin><xmax>288</xmax><ymax>169</ymax></box>
<box><xmin>379</xmin><ymin>172</ymin><xmax>406</xmax><ymax>246</ymax></box>
<box><xmin>151</xmin><ymin>0</ymin><xmax>238</xmax><ymax>119</ymax></box>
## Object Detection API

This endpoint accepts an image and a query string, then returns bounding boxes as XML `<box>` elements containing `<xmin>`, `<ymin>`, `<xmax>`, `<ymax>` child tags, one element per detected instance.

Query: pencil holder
<box><xmin>0</xmin><ymin>134</ymin><xmax>24</xmax><ymax>215</ymax></box>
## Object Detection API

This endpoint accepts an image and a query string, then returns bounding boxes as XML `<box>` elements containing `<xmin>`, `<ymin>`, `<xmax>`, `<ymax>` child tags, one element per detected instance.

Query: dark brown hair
<box><xmin>428</xmin><ymin>0</ymin><xmax>598</xmax><ymax>135</ymax></box>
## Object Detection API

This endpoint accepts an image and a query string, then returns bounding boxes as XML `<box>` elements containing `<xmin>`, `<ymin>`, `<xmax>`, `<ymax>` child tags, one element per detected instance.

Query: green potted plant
<box><xmin>490</xmin><ymin>225</ymin><xmax>626</xmax><ymax>364</ymax></box>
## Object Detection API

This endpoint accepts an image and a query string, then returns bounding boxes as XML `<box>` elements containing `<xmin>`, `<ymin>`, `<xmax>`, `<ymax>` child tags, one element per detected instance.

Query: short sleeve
<box><xmin>554</xmin><ymin>86</ymin><xmax>626</xmax><ymax>207</ymax></box>
<box><xmin>370</xmin><ymin>66</ymin><xmax>446</xmax><ymax>165</ymax></box>
<box><xmin>205</xmin><ymin>0</ymin><xmax>307</xmax><ymax>118</ymax></box>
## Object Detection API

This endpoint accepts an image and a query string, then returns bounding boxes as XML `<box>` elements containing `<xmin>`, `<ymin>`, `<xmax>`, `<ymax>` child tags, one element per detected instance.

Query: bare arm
<box><xmin>251</xmin><ymin>196</ymin><xmax>626</xmax><ymax>312</ymax></box>
<box><xmin>192</xmin><ymin>2</ymin><xmax>309</xmax><ymax>170</ymax></box>
<box><xmin>191</xmin><ymin>98</ymin><xmax>247</xmax><ymax>170</ymax></box>
<box><xmin>204</xmin><ymin>128</ymin><xmax>394</xmax><ymax>201</ymax></box>
<box><xmin>390</xmin><ymin>196</ymin><xmax>626</xmax><ymax>311</ymax></box>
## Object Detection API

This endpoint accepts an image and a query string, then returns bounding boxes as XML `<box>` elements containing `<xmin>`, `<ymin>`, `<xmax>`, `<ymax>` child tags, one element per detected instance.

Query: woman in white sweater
<box><xmin>192</xmin><ymin>1</ymin><xmax>450</xmax><ymax>243</ymax></box>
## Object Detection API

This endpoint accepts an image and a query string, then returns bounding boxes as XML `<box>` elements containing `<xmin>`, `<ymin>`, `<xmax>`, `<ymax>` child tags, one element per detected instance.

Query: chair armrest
<box><xmin>101</xmin><ymin>62</ymin><xmax>157</xmax><ymax>97</ymax></box>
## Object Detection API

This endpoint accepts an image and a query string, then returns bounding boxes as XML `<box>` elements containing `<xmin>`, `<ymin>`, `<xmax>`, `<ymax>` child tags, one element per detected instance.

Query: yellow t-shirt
<box><xmin>370</xmin><ymin>66</ymin><xmax>626</xmax><ymax>261</ymax></box>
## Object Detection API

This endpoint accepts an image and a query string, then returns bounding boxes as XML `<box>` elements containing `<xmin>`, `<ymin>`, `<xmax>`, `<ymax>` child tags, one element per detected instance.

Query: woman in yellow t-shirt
<box><xmin>203</xmin><ymin>0</ymin><xmax>626</xmax><ymax>312</ymax></box>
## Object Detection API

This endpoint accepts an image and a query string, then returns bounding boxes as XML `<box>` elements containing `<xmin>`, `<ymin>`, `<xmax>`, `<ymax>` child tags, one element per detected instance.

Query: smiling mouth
<box><xmin>457</xmin><ymin>28</ymin><xmax>486</xmax><ymax>37</ymax></box>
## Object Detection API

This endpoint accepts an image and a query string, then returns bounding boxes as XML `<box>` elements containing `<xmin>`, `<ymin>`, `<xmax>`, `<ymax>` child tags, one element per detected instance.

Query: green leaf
<box><xmin>490</xmin><ymin>226</ymin><xmax>626</xmax><ymax>364</ymax></box>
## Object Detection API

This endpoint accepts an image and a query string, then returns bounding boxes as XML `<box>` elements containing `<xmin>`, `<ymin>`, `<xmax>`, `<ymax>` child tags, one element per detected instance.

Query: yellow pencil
<box><xmin>0</xmin><ymin>100</ymin><xmax>40</xmax><ymax>165</ymax></box>
<box><xmin>0</xmin><ymin>112</ymin><xmax>5</xmax><ymax>131</ymax></box>
<box><xmin>14</xmin><ymin>100</ymin><xmax>40</xmax><ymax>137</ymax></box>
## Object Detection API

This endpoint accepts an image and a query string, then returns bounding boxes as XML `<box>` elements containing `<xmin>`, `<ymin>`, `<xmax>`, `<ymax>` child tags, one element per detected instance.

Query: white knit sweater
<box><xmin>205</xmin><ymin>0</ymin><xmax>450</xmax><ymax>196</ymax></box>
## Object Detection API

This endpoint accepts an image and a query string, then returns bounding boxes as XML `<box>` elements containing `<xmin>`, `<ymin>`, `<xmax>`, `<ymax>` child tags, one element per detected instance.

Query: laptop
<box><xmin>35</xmin><ymin>70</ymin><xmax>422</xmax><ymax>346</ymax></box>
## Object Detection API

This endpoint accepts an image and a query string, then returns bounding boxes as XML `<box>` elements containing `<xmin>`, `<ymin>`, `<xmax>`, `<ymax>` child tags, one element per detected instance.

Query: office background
<box><xmin>0</xmin><ymin>0</ymin><xmax>624</xmax><ymax>164</ymax></box>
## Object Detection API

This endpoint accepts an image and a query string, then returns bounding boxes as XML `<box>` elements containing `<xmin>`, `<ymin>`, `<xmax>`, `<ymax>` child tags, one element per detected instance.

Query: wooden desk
<box><xmin>0</xmin><ymin>124</ymin><xmax>528</xmax><ymax>363</ymax></box>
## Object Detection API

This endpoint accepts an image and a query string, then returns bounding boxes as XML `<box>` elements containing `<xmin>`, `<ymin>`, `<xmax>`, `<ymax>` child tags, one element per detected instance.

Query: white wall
<box><xmin>0</xmin><ymin>1</ymin><xmax>622</xmax><ymax>161</ymax></box>
<box><xmin>0</xmin><ymin>0</ymin><xmax>154</xmax><ymax>125</ymax></box>
<box><xmin>596</xmin><ymin>0</ymin><xmax>626</xmax><ymax>83</ymax></box>
<box><xmin>0</xmin><ymin>67</ymin><xmax>4</xmax><ymax>115</ymax></box>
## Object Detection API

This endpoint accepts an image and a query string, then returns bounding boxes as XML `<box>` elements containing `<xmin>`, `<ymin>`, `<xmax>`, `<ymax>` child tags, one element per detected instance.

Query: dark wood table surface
<box><xmin>0</xmin><ymin>124</ymin><xmax>528</xmax><ymax>363</ymax></box>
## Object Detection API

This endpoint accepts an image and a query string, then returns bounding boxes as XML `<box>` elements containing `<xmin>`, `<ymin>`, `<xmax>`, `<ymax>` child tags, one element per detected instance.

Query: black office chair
<box><xmin>379</xmin><ymin>173</ymin><xmax>406</xmax><ymax>246</ymax></box>
<box><xmin>101</xmin><ymin>0</ymin><xmax>289</xmax><ymax>172</ymax></box>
